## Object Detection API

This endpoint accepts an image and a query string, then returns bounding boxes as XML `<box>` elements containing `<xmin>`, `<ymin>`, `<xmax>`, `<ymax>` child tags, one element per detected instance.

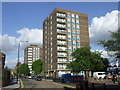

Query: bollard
<box><xmin>76</xmin><ymin>83</ymin><xmax>81</xmax><ymax>90</ymax></box>
<box><xmin>103</xmin><ymin>83</ymin><xmax>106</xmax><ymax>90</ymax></box>
<box><xmin>92</xmin><ymin>83</ymin><xmax>95</xmax><ymax>90</ymax></box>
<box><xmin>76</xmin><ymin>83</ymin><xmax>85</xmax><ymax>90</ymax></box>
<box><xmin>85</xmin><ymin>81</ymin><xmax>88</xmax><ymax>90</ymax></box>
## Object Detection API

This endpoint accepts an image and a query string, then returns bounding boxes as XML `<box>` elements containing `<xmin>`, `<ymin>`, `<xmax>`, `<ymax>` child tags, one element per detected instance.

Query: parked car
<box><xmin>93</xmin><ymin>72</ymin><xmax>106</xmax><ymax>79</ymax></box>
<box><xmin>25</xmin><ymin>75</ymin><xmax>32</xmax><ymax>79</ymax></box>
<box><xmin>28</xmin><ymin>76</ymin><xmax>32</xmax><ymax>79</ymax></box>
<box><xmin>33</xmin><ymin>76</ymin><xmax>38</xmax><ymax>80</ymax></box>
<box><xmin>35</xmin><ymin>76</ymin><xmax>42</xmax><ymax>81</ymax></box>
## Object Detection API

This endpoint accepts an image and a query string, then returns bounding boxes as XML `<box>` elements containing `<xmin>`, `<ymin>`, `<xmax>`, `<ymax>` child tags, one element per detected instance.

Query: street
<box><xmin>20</xmin><ymin>77</ymin><xmax>65</xmax><ymax>89</ymax></box>
<box><xmin>16</xmin><ymin>77</ymin><xmax>120</xmax><ymax>90</ymax></box>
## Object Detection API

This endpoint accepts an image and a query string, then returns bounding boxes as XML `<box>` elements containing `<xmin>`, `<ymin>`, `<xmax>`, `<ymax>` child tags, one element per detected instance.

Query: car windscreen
<box><xmin>98</xmin><ymin>73</ymin><xmax>104</xmax><ymax>75</ymax></box>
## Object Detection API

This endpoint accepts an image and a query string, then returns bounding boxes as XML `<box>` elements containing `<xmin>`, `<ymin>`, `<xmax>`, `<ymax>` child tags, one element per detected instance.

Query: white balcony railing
<box><xmin>57</xmin><ymin>13</ymin><xmax>66</xmax><ymax>17</ymax></box>
<box><xmin>57</xmin><ymin>42</ymin><xmax>66</xmax><ymax>45</ymax></box>
<box><xmin>57</xmin><ymin>24</ymin><xmax>66</xmax><ymax>28</ymax></box>
<box><xmin>57</xmin><ymin>41</ymin><xmax>66</xmax><ymax>45</ymax></box>
<box><xmin>57</xmin><ymin>29</ymin><xmax>66</xmax><ymax>34</ymax></box>
<box><xmin>57</xmin><ymin>35</ymin><xmax>66</xmax><ymax>39</ymax></box>
<box><xmin>58</xmin><ymin>60</ymin><xmax>68</xmax><ymax>63</ymax></box>
<box><xmin>57</xmin><ymin>47</ymin><xmax>67</xmax><ymax>51</ymax></box>
<box><xmin>57</xmin><ymin>53</ymin><xmax>67</xmax><ymax>57</ymax></box>
<box><xmin>57</xmin><ymin>18</ymin><xmax>66</xmax><ymax>23</ymax></box>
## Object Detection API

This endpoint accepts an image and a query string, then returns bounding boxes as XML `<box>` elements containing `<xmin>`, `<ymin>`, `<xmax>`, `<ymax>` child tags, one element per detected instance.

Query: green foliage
<box><xmin>98</xmin><ymin>28</ymin><xmax>120</xmax><ymax>58</ymax></box>
<box><xmin>17</xmin><ymin>64</ymin><xmax>30</xmax><ymax>75</ymax></box>
<box><xmin>32</xmin><ymin>59</ymin><xmax>43</xmax><ymax>75</ymax></box>
<box><xmin>67</xmin><ymin>47</ymin><xmax>108</xmax><ymax>72</ymax></box>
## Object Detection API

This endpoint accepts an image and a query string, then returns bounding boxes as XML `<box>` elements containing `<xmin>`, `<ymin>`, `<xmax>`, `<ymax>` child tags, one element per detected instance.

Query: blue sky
<box><xmin>2</xmin><ymin>2</ymin><xmax>118</xmax><ymax>68</ymax></box>
<box><xmin>3</xmin><ymin>2</ymin><xmax>118</xmax><ymax>36</ymax></box>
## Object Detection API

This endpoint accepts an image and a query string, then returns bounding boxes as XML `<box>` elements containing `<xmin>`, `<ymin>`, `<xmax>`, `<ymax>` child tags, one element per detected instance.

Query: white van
<box><xmin>93</xmin><ymin>72</ymin><xmax>106</xmax><ymax>79</ymax></box>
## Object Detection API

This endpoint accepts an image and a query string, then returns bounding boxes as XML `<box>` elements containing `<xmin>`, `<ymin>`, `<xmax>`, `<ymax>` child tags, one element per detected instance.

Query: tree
<box><xmin>32</xmin><ymin>59</ymin><xmax>43</xmax><ymax>75</ymax></box>
<box><xmin>67</xmin><ymin>47</ymin><xmax>108</xmax><ymax>78</ymax></box>
<box><xmin>98</xmin><ymin>28</ymin><xmax>120</xmax><ymax>62</ymax></box>
<box><xmin>18</xmin><ymin>64</ymin><xmax>30</xmax><ymax>75</ymax></box>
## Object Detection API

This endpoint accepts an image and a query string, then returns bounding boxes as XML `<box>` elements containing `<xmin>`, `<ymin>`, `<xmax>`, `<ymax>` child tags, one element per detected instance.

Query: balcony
<box><xmin>57</xmin><ymin>30</ymin><xmax>66</xmax><ymax>34</ymax></box>
<box><xmin>58</xmin><ymin>61</ymin><xmax>68</xmax><ymax>63</ymax></box>
<box><xmin>57</xmin><ymin>18</ymin><xmax>66</xmax><ymax>23</ymax></box>
<box><xmin>57</xmin><ymin>48</ymin><xmax>67</xmax><ymax>51</ymax></box>
<box><xmin>57</xmin><ymin>55</ymin><xmax>67</xmax><ymax>57</ymax></box>
<box><xmin>57</xmin><ymin>24</ymin><xmax>66</xmax><ymax>29</ymax></box>
<box><xmin>57</xmin><ymin>58</ymin><xmax>68</xmax><ymax>63</ymax></box>
<box><xmin>57</xmin><ymin>42</ymin><xmax>67</xmax><ymax>46</ymax></box>
<box><xmin>57</xmin><ymin>35</ymin><xmax>66</xmax><ymax>40</ymax></box>
<box><xmin>57</xmin><ymin>46</ymin><xmax>67</xmax><ymax>51</ymax></box>
<box><xmin>57</xmin><ymin>13</ymin><xmax>66</xmax><ymax>18</ymax></box>
<box><xmin>57</xmin><ymin>41</ymin><xmax>66</xmax><ymax>46</ymax></box>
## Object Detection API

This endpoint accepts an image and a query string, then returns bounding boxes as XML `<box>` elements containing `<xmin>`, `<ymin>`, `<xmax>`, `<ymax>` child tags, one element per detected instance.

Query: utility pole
<box><xmin>17</xmin><ymin>41</ymin><xmax>28</xmax><ymax>83</ymax></box>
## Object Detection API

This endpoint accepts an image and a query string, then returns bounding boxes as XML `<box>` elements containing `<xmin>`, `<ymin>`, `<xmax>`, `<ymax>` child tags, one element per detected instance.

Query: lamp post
<box><xmin>17</xmin><ymin>41</ymin><xmax>28</xmax><ymax>83</ymax></box>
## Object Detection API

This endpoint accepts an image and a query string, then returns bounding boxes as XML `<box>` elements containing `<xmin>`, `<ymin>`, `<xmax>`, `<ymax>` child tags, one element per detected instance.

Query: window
<box><xmin>68</xmin><ymin>37</ymin><xmax>71</xmax><ymax>39</ymax></box>
<box><xmin>68</xmin><ymin>43</ymin><xmax>72</xmax><ymax>45</ymax></box>
<box><xmin>76</xmin><ymin>15</ymin><xmax>79</xmax><ymax>19</ymax></box>
<box><xmin>45</xmin><ymin>26</ymin><xmax>47</xmax><ymax>29</ymax></box>
<box><xmin>51</xmin><ymin>43</ymin><xmax>52</xmax><ymax>46</ymax></box>
<box><xmin>68</xmin><ymin>23</ymin><xmax>71</xmax><ymax>27</ymax></box>
<box><xmin>50</xmin><ymin>32</ymin><xmax>52</xmax><ymax>35</ymax></box>
<box><xmin>67</xmin><ymin>18</ymin><xmax>70</xmax><ymax>21</ymax></box>
<box><xmin>67</xmin><ymin>13</ymin><xmax>70</xmax><ymax>18</ymax></box>
<box><xmin>28</xmin><ymin>48</ymin><xmax>32</xmax><ymax>50</ymax></box>
<box><xmin>68</xmin><ymin>45</ymin><xmax>72</xmax><ymax>49</ymax></box>
<box><xmin>28</xmin><ymin>58</ymin><xmax>32</xmax><ymax>60</ymax></box>
<box><xmin>50</xmin><ymin>21</ymin><xmax>52</xmax><ymax>25</ymax></box>
<box><xmin>50</xmin><ymin>16</ymin><xmax>52</xmax><ymax>19</ymax></box>
<box><xmin>68</xmin><ymin>23</ymin><xmax>71</xmax><ymax>28</ymax></box>
<box><xmin>68</xmin><ymin>29</ymin><xmax>71</xmax><ymax>32</ymax></box>
<box><xmin>50</xmin><ymin>26</ymin><xmax>52</xmax><ymax>30</ymax></box>
<box><xmin>28</xmin><ymin>55</ymin><xmax>32</xmax><ymax>57</ymax></box>
<box><xmin>77</xmin><ymin>44</ymin><xmax>80</xmax><ymax>46</ymax></box>
<box><xmin>72</xmin><ymin>14</ymin><xmax>74</xmax><ymax>18</ymax></box>
<box><xmin>76</xmin><ymin>25</ymin><xmax>79</xmax><ymax>28</ymax></box>
<box><xmin>72</xmin><ymin>19</ymin><xmax>75</xmax><ymax>22</ymax></box>
<box><xmin>76</xmin><ymin>20</ymin><xmax>79</xmax><ymax>23</ymax></box>
<box><xmin>68</xmin><ymin>32</ymin><xmax>71</xmax><ymax>34</ymax></box>
<box><xmin>73</xmin><ymin>45</ymin><xmax>76</xmax><ymax>48</ymax></box>
<box><xmin>72</xmin><ymin>38</ymin><xmax>76</xmax><ymax>40</ymax></box>
<box><xmin>28</xmin><ymin>53</ymin><xmax>32</xmax><ymax>55</ymax></box>
<box><xmin>68</xmin><ymin>49</ymin><xmax>72</xmax><ymax>51</ymax></box>
<box><xmin>45</xmin><ymin>22</ymin><xmax>47</xmax><ymax>25</ymax></box>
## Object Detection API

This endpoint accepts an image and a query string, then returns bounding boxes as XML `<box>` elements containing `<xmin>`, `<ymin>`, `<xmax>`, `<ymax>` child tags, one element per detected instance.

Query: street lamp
<box><xmin>17</xmin><ymin>41</ymin><xmax>28</xmax><ymax>83</ymax></box>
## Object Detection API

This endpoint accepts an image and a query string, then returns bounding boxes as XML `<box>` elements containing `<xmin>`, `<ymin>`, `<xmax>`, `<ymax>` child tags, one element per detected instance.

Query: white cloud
<box><xmin>91</xmin><ymin>49</ymin><xmax>118</xmax><ymax>65</ymax></box>
<box><xmin>0</xmin><ymin>28</ymin><xmax>42</xmax><ymax>68</ymax></box>
<box><xmin>0</xmin><ymin>28</ymin><xmax>43</xmax><ymax>55</ymax></box>
<box><xmin>89</xmin><ymin>10</ymin><xmax>119</xmax><ymax>49</ymax></box>
<box><xmin>17</xmin><ymin>28</ymin><xmax>43</xmax><ymax>47</ymax></box>
<box><xmin>0</xmin><ymin>34</ymin><xmax>18</xmax><ymax>54</ymax></box>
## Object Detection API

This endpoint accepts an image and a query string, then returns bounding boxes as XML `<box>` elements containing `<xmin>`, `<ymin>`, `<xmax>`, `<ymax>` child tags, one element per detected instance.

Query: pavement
<box><xmin>1</xmin><ymin>78</ymin><xmax>21</xmax><ymax>90</ymax></box>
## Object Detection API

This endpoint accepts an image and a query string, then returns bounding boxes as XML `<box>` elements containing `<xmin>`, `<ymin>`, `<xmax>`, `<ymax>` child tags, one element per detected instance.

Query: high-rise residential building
<box><xmin>24</xmin><ymin>45</ymin><xmax>43</xmax><ymax>74</ymax></box>
<box><xmin>43</xmin><ymin>8</ymin><xmax>89</xmax><ymax>77</ymax></box>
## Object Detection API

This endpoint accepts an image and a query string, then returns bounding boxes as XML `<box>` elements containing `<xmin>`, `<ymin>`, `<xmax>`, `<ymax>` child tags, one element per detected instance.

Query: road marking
<box><xmin>52</xmin><ymin>82</ymin><xmax>76</xmax><ymax>88</ymax></box>
<box><xmin>19</xmin><ymin>79</ymin><xmax>24</xmax><ymax>88</ymax></box>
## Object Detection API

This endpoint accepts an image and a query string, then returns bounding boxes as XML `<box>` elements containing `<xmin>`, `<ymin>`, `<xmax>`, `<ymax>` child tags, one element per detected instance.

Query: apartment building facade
<box><xmin>24</xmin><ymin>45</ymin><xmax>42</xmax><ymax>74</ymax></box>
<box><xmin>43</xmin><ymin>8</ymin><xmax>89</xmax><ymax>77</ymax></box>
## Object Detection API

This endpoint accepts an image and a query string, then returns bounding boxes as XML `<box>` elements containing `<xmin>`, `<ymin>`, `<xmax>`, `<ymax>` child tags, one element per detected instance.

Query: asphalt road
<box><xmin>20</xmin><ymin>77</ymin><xmax>65</xmax><ymax>89</ymax></box>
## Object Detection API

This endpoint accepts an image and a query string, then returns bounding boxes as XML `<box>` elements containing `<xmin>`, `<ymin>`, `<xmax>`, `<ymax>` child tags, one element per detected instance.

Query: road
<box><xmin>19</xmin><ymin>78</ymin><xmax>120</xmax><ymax>90</ymax></box>
<box><xmin>20</xmin><ymin>77</ymin><xmax>65</xmax><ymax>89</ymax></box>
